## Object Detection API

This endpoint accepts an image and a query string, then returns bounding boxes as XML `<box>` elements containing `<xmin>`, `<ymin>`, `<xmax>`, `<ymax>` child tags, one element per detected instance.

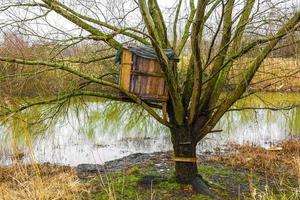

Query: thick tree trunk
<box><xmin>171</xmin><ymin>127</ymin><xmax>212</xmax><ymax>196</ymax></box>
<box><xmin>173</xmin><ymin>143</ymin><xmax>197</xmax><ymax>182</ymax></box>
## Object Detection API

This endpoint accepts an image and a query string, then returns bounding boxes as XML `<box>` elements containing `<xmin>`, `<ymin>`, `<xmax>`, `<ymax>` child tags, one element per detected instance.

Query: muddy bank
<box><xmin>76</xmin><ymin>152</ymin><xmax>173</xmax><ymax>180</ymax></box>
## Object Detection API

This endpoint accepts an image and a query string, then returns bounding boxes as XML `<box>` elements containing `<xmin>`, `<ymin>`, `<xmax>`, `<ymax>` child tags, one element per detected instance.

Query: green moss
<box><xmin>83</xmin><ymin>159</ymin><xmax>299</xmax><ymax>200</ymax></box>
<box><xmin>191</xmin><ymin>194</ymin><xmax>214</xmax><ymax>200</ymax></box>
<box><xmin>158</xmin><ymin>180</ymin><xmax>180</xmax><ymax>190</ymax></box>
<box><xmin>127</xmin><ymin>166</ymin><xmax>141</xmax><ymax>175</ymax></box>
<box><xmin>88</xmin><ymin>173</ymin><xmax>141</xmax><ymax>200</ymax></box>
<box><xmin>198</xmin><ymin>164</ymin><xmax>232</xmax><ymax>177</ymax></box>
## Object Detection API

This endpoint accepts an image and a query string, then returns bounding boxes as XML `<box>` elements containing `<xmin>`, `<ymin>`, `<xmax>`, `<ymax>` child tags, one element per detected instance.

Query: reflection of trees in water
<box><xmin>290</xmin><ymin>107</ymin><xmax>300</xmax><ymax>135</ymax></box>
<box><xmin>83</xmin><ymin>100</ymin><xmax>169</xmax><ymax>139</ymax></box>
<box><xmin>1</xmin><ymin>104</ymin><xmax>60</xmax><ymax>142</ymax></box>
<box><xmin>1</xmin><ymin>98</ymin><xmax>300</xmax><ymax>144</ymax></box>
<box><xmin>0</xmin><ymin>96</ymin><xmax>300</xmax><ymax>165</ymax></box>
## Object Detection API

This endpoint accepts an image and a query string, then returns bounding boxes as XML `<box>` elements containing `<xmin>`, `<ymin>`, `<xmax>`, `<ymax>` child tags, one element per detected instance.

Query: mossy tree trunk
<box><xmin>170</xmin><ymin>125</ymin><xmax>211</xmax><ymax>196</ymax></box>
<box><xmin>173</xmin><ymin>142</ymin><xmax>197</xmax><ymax>182</ymax></box>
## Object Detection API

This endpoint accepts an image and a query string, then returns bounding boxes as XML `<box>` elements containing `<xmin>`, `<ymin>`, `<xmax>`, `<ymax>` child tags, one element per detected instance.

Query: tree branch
<box><xmin>41</xmin><ymin>0</ymin><xmax>121</xmax><ymax>49</ymax></box>
<box><xmin>198</xmin><ymin>11</ymin><xmax>300</xmax><ymax>141</ymax></box>
<box><xmin>49</xmin><ymin>0</ymin><xmax>149</xmax><ymax>45</ymax></box>
<box><xmin>0</xmin><ymin>56</ymin><xmax>171</xmax><ymax>127</ymax></box>
<box><xmin>189</xmin><ymin>0</ymin><xmax>206</xmax><ymax>124</ymax></box>
<box><xmin>172</xmin><ymin>0</ymin><xmax>183</xmax><ymax>49</ymax></box>
<box><xmin>138</xmin><ymin>0</ymin><xmax>184</xmax><ymax>124</ymax></box>
<box><xmin>175</xmin><ymin>0</ymin><xmax>196</xmax><ymax>55</ymax></box>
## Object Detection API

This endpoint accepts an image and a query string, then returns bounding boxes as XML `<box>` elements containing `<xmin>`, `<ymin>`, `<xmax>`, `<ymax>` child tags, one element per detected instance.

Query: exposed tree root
<box><xmin>191</xmin><ymin>174</ymin><xmax>213</xmax><ymax>197</ymax></box>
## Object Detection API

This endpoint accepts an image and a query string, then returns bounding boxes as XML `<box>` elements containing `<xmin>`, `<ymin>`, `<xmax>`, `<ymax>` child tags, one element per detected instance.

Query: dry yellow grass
<box><xmin>208</xmin><ymin>139</ymin><xmax>300</xmax><ymax>199</ymax></box>
<box><xmin>208</xmin><ymin>139</ymin><xmax>300</xmax><ymax>178</ymax></box>
<box><xmin>0</xmin><ymin>164</ymin><xmax>87</xmax><ymax>200</ymax></box>
<box><xmin>178</xmin><ymin>56</ymin><xmax>300</xmax><ymax>91</ymax></box>
<box><xmin>232</xmin><ymin>57</ymin><xmax>300</xmax><ymax>91</ymax></box>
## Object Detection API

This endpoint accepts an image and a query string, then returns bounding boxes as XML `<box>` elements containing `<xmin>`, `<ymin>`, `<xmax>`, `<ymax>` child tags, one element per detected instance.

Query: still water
<box><xmin>0</xmin><ymin>93</ymin><xmax>299</xmax><ymax>166</ymax></box>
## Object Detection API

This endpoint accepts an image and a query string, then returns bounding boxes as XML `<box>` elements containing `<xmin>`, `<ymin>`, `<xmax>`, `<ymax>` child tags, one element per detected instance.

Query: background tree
<box><xmin>0</xmin><ymin>0</ymin><xmax>299</xmax><ymax>195</ymax></box>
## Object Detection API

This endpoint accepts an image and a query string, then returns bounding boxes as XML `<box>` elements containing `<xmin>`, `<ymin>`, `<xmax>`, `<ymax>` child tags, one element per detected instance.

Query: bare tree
<box><xmin>0</xmin><ymin>0</ymin><xmax>299</xmax><ymax>195</ymax></box>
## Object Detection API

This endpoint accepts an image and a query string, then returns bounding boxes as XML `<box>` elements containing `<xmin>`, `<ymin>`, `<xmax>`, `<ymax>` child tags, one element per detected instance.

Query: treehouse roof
<box><xmin>115</xmin><ymin>45</ymin><xmax>178</xmax><ymax>63</ymax></box>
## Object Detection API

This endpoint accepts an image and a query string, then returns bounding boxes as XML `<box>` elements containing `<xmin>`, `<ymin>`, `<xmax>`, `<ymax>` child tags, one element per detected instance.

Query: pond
<box><xmin>0</xmin><ymin>93</ymin><xmax>299</xmax><ymax>166</ymax></box>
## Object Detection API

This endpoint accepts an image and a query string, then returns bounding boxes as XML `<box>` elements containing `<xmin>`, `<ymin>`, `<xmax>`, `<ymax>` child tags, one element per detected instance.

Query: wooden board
<box><xmin>130</xmin><ymin>56</ymin><xmax>168</xmax><ymax>101</ymax></box>
<box><xmin>120</xmin><ymin>49</ymin><xmax>133</xmax><ymax>91</ymax></box>
<box><xmin>120</xmin><ymin>52</ymin><xmax>169</xmax><ymax>102</ymax></box>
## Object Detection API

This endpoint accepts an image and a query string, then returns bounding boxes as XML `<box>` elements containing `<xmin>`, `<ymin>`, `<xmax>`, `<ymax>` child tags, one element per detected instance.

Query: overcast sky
<box><xmin>0</xmin><ymin>0</ymin><xmax>299</xmax><ymax>43</ymax></box>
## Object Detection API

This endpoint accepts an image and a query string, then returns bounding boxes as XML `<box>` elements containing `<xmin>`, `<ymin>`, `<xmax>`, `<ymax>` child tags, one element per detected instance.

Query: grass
<box><xmin>0</xmin><ymin>164</ymin><xmax>87</xmax><ymax>200</ymax></box>
<box><xmin>0</xmin><ymin>56</ymin><xmax>299</xmax><ymax>99</ymax></box>
<box><xmin>207</xmin><ymin>139</ymin><xmax>300</xmax><ymax>199</ymax></box>
<box><xmin>178</xmin><ymin>56</ymin><xmax>300</xmax><ymax>92</ymax></box>
<box><xmin>207</xmin><ymin>139</ymin><xmax>300</xmax><ymax>177</ymax></box>
<box><xmin>85</xmin><ymin>140</ymin><xmax>300</xmax><ymax>200</ymax></box>
<box><xmin>0</xmin><ymin>145</ymin><xmax>299</xmax><ymax>200</ymax></box>
<box><xmin>0</xmin><ymin>131</ymin><xmax>299</xmax><ymax>199</ymax></box>
<box><xmin>86</xmin><ymin>168</ymin><xmax>198</xmax><ymax>200</ymax></box>
<box><xmin>230</xmin><ymin>57</ymin><xmax>300</xmax><ymax>91</ymax></box>
<box><xmin>85</xmin><ymin>161</ymin><xmax>299</xmax><ymax>199</ymax></box>
<box><xmin>0</xmin><ymin>113</ymin><xmax>88</xmax><ymax>200</ymax></box>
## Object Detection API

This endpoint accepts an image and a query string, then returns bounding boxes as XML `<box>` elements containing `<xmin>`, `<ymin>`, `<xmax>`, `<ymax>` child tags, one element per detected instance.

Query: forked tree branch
<box><xmin>197</xmin><ymin>11</ymin><xmax>300</xmax><ymax>141</ymax></box>
<box><xmin>172</xmin><ymin>0</ymin><xmax>183</xmax><ymax>49</ymax></box>
<box><xmin>138</xmin><ymin>0</ymin><xmax>184</xmax><ymax>124</ymax></box>
<box><xmin>41</xmin><ymin>0</ymin><xmax>121</xmax><ymax>49</ymax></box>
<box><xmin>48</xmin><ymin>0</ymin><xmax>149</xmax><ymax>45</ymax></box>
<box><xmin>189</xmin><ymin>0</ymin><xmax>206</xmax><ymax>124</ymax></box>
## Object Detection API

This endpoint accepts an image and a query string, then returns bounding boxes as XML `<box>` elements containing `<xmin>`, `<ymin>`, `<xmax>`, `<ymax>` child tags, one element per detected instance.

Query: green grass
<box><xmin>84</xmin><ymin>162</ymin><xmax>283</xmax><ymax>200</ymax></box>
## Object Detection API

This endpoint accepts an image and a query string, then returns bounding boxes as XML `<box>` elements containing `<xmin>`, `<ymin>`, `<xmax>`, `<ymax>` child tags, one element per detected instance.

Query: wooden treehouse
<box><xmin>116</xmin><ymin>45</ymin><xmax>178</xmax><ymax>103</ymax></box>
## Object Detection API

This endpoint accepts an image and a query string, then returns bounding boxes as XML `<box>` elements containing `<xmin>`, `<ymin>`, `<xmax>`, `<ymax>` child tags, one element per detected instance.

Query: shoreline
<box><xmin>0</xmin><ymin>140</ymin><xmax>299</xmax><ymax>199</ymax></box>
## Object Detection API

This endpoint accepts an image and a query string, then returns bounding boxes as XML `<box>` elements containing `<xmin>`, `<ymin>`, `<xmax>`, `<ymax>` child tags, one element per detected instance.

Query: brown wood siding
<box><xmin>132</xmin><ymin>56</ymin><xmax>168</xmax><ymax>100</ymax></box>
<box><xmin>120</xmin><ymin>51</ymin><xmax>170</xmax><ymax>102</ymax></box>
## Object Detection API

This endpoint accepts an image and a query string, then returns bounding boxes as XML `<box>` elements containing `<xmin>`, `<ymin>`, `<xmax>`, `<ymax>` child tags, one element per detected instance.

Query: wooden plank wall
<box><xmin>120</xmin><ymin>49</ymin><xmax>168</xmax><ymax>101</ymax></box>
<box><xmin>130</xmin><ymin>56</ymin><xmax>168</xmax><ymax>101</ymax></box>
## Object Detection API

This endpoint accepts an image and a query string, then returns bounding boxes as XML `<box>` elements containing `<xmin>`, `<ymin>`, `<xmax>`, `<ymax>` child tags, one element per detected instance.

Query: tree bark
<box><xmin>171</xmin><ymin>127</ymin><xmax>212</xmax><ymax>196</ymax></box>
<box><xmin>173</xmin><ymin>142</ymin><xmax>197</xmax><ymax>182</ymax></box>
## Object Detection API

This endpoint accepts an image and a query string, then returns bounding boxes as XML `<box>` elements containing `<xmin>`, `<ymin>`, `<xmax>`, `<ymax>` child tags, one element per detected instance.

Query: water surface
<box><xmin>0</xmin><ymin>93</ymin><xmax>299</xmax><ymax>166</ymax></box>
